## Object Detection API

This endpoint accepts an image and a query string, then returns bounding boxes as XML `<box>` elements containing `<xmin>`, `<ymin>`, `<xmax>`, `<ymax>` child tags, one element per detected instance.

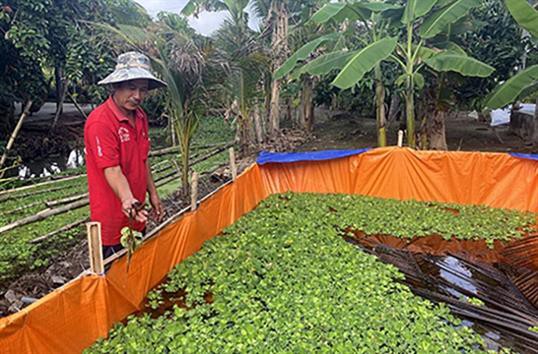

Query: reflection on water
<box><xmin>16</xmin><ymin>149</ymin><xmax>85</xmax><ymax>179</ymax></box>
<box><xmin>439</xmin><ymin>256</ymin><xmax>479</xmax><ymax>297</ymax></box>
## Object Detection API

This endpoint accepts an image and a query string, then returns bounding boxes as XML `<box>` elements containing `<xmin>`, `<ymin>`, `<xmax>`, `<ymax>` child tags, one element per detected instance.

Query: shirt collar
<box><xmin>106</xmin><ymin>96</ymin><xmax>142</xmax><ymax>123</ymax></box>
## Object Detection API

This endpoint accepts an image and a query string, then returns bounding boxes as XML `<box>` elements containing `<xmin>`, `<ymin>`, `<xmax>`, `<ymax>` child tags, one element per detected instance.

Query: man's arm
<box><xmin>104</xmin><ymin>166</ymin><xmax>148</xmax><ymax>223</ymax></box>
<box><xmin>146</xmin><ymin>159</ymin><xmax>163</xmax><ymax>221</ymax></box>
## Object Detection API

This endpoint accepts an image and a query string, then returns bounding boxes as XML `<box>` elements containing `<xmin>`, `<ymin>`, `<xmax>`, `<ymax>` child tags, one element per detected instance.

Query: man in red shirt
<box><xmin>84</xmin><ymin>52</ymin><xmax>167</xmax><ymax>259</ymax></box>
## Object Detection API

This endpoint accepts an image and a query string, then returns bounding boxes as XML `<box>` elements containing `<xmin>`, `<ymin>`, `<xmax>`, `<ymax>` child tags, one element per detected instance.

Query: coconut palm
<box><xmin>183</xmin><ymin>0</ymin><xmax>270</xmax><ymax>151</ymax></box>
<box><xmin>95</xmin><ymin>13</ymin><xmax>208</xmax><ymax>192</ymax></box>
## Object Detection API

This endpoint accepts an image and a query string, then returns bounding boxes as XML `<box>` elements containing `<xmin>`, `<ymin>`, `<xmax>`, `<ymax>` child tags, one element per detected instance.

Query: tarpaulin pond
<box><xmin>1</xmin><ymin>147</ymin><xmax>537</xmax><ymax>353</ymax></box>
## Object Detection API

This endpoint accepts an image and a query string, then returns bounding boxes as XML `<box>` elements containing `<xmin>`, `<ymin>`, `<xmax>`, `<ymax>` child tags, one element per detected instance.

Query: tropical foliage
<box><xmin>276</xmin><ymin>0</ymin><xmax>497</xmax><ymax>148</ymax></box>
<box><xmin>485</xmin><ymin>0</ymin><xmax>538</xmax><ymax>109</ymax></box>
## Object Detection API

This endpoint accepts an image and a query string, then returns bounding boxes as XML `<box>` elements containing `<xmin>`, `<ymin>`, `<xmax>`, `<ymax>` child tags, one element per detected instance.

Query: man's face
<box><xmin>113</xmin><ymin>79</ymin><xmax>149</xmax><ymax>112</ymax></box>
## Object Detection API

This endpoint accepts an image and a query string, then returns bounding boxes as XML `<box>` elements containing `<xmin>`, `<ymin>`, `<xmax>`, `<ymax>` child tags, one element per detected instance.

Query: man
<box><xmin>84</xmin><ymin>51</ymin><xmax>167</xmax><ymax>259</ymax></box>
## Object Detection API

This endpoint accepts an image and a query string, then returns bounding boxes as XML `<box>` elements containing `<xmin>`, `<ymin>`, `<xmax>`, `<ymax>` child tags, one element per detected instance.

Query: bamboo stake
<box><xmin>30</xmin><ymin>217</ymin><xmax>88</xmax><ymax>243</ymax></box>
<box><xmin>229</xmin><ymin>147</ymin><xmax>237</xmax><ymax>181</ymax></box>
<box><xmin>397</xmin><ymin>130</ymin><xmax>404</xmax><ymax>147</ymax></box>
<box><xmin>191</xmin><ymin>172</ymin><xmax>199</xmax><ymax>211</ymax></box>
<box><xmin>45</xmin><ymin>193</ymin><xmax>88</xmax><ymax>208</ymax></box>
<box><xmin>0</xmin><ymin>184</ymin><xmax>71</xmax><ymax>203</ymax></box>
<box><xmin>0</xmin><ymin>197</ymin><xmax>88</xmax><ymax>235</ymax></box>
<box><xmin>86</xmin><ymin>221</ymin><xmax>104</xmax><ymax>274</ymax></box>
<box><xmin>0</xmin><ymin>100</ymin><xmax>33</xmax><ymax>178</ymax></box>
<box><xmin>0</xmin><ymin>174</ymin><xmax>85</xmax><ymax>199</ymax></box>
<box><xmin>1</xmin><ymin>200</ymin><xmax>42</xmax><ymax>216</ymax></box>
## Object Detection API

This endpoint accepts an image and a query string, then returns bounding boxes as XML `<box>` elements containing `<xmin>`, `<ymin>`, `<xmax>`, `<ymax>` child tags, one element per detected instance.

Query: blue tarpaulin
<box><xmin>256</xmin><ymin>149</ymin><xmax>370</xmax><ymax>165</ymax></box>
<box><xmin>509</xmin><ymin>153</ymin><xmax>538</xmax><ymax>161</ymax></box>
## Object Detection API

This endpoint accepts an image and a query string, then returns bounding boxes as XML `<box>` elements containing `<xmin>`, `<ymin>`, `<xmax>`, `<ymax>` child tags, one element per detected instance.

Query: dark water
<box><xmin>343</xmin><ymin>233</ymin><xmax>538</xmax><ymax>353</ymax></box>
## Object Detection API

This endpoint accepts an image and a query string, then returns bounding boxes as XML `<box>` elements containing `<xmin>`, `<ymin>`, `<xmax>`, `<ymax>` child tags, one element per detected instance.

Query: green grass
<box><xmin>87</xmin><ymin>193</ymin><xmax>516</xmax><ymax>353</ymax></box>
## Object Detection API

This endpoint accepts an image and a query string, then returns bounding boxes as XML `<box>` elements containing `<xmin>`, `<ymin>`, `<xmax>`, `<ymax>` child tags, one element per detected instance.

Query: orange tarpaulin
<box><xmin>1</xmin><ymin>148</ymin><xmax>536</xmax><ymax>353</ymax></box>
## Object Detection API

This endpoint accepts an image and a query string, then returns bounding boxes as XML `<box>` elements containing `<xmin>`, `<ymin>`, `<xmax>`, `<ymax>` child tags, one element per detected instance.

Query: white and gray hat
<box><xmin>98</xmin><ymin>51</ymin><xmax>167</xmax><ymax>90</ymax></box>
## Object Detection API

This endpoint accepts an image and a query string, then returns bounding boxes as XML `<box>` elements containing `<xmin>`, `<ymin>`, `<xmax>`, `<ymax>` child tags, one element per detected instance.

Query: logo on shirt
<box><xmin>118</xmin><ymin>127</ymin><xmax>130</xmax><ymax>143</ymax></box>
<box><xmin>95</xmin><ymin>137</ymin><xmax>103</xmax><ymax>157</ymax></box>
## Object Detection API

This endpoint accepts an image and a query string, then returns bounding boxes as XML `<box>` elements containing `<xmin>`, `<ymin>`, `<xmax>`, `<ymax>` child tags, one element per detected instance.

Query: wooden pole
<box><xmin>397</xmin><ymin>130</ymin><xmax>404</xmax><ymax>147</ymax></box>
<box><xmin>229</xmin><ymin>147</ymin><xmax>237</xmax><ymax>181</ymax></box>
<box><xmin>30</xmin><ymin>217</ymin><xmax>88</xmax><ymax>244</ymax></box>
<box><xmin>0</xmin><ymin>100</ymin><xmax>33</xmax><ymax>177</ymax></box>
<box><xmin>86</xmin><ymin>221</ymin><xmax>104</xmax><ymax>274</ymax></box>
<box><xmin>191</xmin><ymin>172</ymin><xmax>199</xmax><ymax>211</ymax></box>
<box><xmin>0</xmin><ymin>197</ymin><xmax>88</xmax><ymax>235</ymax></box>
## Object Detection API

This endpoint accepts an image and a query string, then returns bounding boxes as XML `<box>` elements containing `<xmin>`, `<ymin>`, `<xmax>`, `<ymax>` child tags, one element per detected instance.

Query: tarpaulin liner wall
<box><xmin>1</xmin><ymin>147</ymin><xmax>537</xmax><ymax>353</ymax></box>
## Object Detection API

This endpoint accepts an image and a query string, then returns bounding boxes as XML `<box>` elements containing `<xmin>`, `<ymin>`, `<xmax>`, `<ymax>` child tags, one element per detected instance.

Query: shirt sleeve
<box><xmin>86</xmin><ymin>122</ymin><xmax>120</xmax><ymax>169</ymax></box>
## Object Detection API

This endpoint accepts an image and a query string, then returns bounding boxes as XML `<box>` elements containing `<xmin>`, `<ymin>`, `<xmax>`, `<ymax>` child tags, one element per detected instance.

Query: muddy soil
<box><xmin>299</xmin><ymin>109</ymin><xmax>538</xmax><ymax>153</ymax></box>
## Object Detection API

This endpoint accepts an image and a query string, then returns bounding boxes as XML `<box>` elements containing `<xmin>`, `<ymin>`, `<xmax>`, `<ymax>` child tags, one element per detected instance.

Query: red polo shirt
<box><xmin>84</xmin><ymin>97</ymin><xmax>150</xmax><ymax>245</ymax></box>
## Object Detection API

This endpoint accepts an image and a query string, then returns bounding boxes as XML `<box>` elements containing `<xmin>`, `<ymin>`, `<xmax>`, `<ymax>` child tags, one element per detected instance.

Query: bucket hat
<box><xmin>98</xmin><ymin>51</ymin><xmax>167</xmax><ymax>90</ymax></box>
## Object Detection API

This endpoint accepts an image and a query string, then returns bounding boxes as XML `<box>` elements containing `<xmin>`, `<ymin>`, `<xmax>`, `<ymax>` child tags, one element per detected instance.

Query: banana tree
<box><xmin>485</xmin><ymin>0</ymin><xmax>538</xmax><ymax>110</ymax></box>
<box><xmin>276</xmin><ymin>0</ymin><xmax>494</xmax><ymax>148</ymax></box>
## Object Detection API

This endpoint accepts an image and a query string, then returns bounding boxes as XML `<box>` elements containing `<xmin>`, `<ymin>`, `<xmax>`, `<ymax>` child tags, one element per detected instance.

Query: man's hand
<box><xmin>149</xmin><ymin>192</ymin><xmax>164</xmax><ymax>222</ymax></box>
<box><xmin>121</xmin><ymin>197</ymin><xmax>148</xmax><ymax>223</ymax></box>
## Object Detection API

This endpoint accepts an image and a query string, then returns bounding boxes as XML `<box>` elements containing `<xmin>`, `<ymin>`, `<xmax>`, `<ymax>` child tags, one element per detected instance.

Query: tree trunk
<box><xmin>268</xmin><ymin>1</ymin><xmax>289</xmax><ymax>136</ymax></box>
<box><xmin>0</xmin><ymin>97</ymin><xmax>15</xmax><ymax>138</ymax></box>
<box><xmin>286</xmin><ymin>97</ymin><xmax>292</xmax><ymax>124</ymax></box>
<box><xmin>532</xmin><ymin>98</ymin><xmax>538</xmax><ymax>146</ymax></box>
<box><xmin>269</xmin><ymin>79</ymin><xmax>281</xmax><ymax>134</ymax></box>
<box><xmin>387</xmin><ymin>93</ymin><xmax>400</xmax><ymax>129</ymax></box>
<box><xmin>238</xmin><ymin>109</ymin><xmax>255</xmax><ymax>153</ymax></box>
<box><xmin>300</xmin><ymin>77</ymin><xmax>314</xmax><ymax>132</ymax></box>
<box><xmin>405</xmin><ymin>91</ymin><xmax>416</xmax><ymax>148</ymax></box>
<box><xmin>374</xmin><ymin>65</ymin><xmax>387</xmax><ymax>147</ymax></box>
<box><xmin>253</xmin><ymin>105</ymin><xmax>263</xmax><ymax>145</ymax></box>
<box><xmin>0</xmin><ymin>100</ymin><xmax>32</xmax><ymax>178</ymax></box>
<box><xmin>428</xmin><ymin>110</ymin><xmax>448</xmax><ymax>150</ymax></box>
<box><xmin>52</xmin><ymin>65</ymin><xmax>66</xmax><ymax>129</ymax></box>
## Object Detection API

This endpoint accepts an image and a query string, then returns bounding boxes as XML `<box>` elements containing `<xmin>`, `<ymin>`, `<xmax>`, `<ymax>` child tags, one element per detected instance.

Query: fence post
<box><xmin>86</xmin><ymin>221</ymin><xmax>104</xmax><ymax>274</ymax></box>
<box><xmin>397</xmin><ymin>130</ymin><xmax>404</xmax><ymax>147</ymax></box>
<box><xmin>229</xmin><ymin>147</ymin><xmax>237</xmax><ymax>181</ymax></box>
<box><xmin>191</xmin><ymin>172</ymin><xmax>199</xmax><ymax>211</ymax></box>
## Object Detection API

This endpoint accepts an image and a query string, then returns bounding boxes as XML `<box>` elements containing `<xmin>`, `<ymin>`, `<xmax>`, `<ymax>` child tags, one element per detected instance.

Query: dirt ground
<box><xmin>299</xmin><ymin>108</ymin><xmax>537</xmax><ymax>153</ymax></box>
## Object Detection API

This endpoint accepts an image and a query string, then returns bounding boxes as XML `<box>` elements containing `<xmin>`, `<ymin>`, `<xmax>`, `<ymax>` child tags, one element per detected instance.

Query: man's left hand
<box><xmin>149</xmin><ymin>193</ymin><xmax>164</xmax><ymax>222</ymax></box>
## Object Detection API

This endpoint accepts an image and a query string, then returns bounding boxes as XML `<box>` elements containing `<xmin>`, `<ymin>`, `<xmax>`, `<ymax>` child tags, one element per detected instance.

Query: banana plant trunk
<box><xmin>532</xmin><ymin>98</ymin><xmax>538</xmax><ymax>146</ymax></box>
<box><xmin>405</xmin><ymin>77</ymin><xmax>416</xmax><ymax>148</ymax></box>
<box><xmin>428</xmin><ymin>109</ymin><xmax>448</xmax><ymax>150</ymax></box>
<box><xmin>300</xmin><ymin>76</ymin><xmax>314</xmax><ymax>132</ymax></box>
<box><xmin>387</xmin><ymin>93</ymin><xmax>400</xmax><ymax>129</ymax></box>
<box><xmin>269</xmin><ymin>80</ymin><xmax>281</xmax><ymax>134</ymax></box>
<box><xmin>374</xmin><ymin>64</ymin><xmax>387</xmax><ymax>147</ymax></box>
<box><xmin>268</xmin><ymin>1</ymin><xmax>289</xmax><ymax>136</ymax></box>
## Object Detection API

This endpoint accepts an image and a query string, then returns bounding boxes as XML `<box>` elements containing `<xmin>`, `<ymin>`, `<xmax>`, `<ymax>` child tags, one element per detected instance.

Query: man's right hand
<box><xmin>122</xmin><ymin>198</ymin><xmax>148</xmax><ymax>223</ymax></box>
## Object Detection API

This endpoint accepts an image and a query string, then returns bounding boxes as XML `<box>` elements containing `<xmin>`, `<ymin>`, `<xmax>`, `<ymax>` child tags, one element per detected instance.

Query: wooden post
<box><xmin>86</xmin><ymin>222</ymin><xmax>104</xmax><ymax>274</ymax></box>
<box><xmin>397</xmin><ymin>130</ymin><xmax>404</xmax><ymax>147</ymax></box>
<box><xmin>0</xmin><ymin>100</ymin><xmax>33</xmax><ymax>177</ymax></box>
<box><xmin>191</xmin><ymin>172</ymin><xmax>199</xmax><ymax>211</ymax></box>
<box><xmin>229</xmin><ymin>147</ymin><xmax>237</xmax><ymax>181</ymax></box>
